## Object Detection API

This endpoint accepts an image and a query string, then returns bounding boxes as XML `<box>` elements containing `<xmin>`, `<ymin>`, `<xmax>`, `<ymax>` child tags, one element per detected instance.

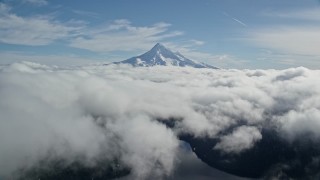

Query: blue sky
<box><xmin>0</xmin><ymin>0</ymin><xmax>320</xmax><ymax>69</ymax></box>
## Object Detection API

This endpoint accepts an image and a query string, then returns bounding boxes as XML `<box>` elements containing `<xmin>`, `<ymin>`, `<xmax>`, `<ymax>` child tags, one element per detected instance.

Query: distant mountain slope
<box><xmin>113</xmin><ymin>43</ymin><xmax>218</xmax><ymax>69</ymax></box>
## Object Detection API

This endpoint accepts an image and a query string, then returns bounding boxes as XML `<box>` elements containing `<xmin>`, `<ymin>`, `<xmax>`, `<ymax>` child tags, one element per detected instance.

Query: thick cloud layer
<box><xmin>1</xmin><ymin>62</ymin><xmax>320</xmax><ymax>179</ymax></box>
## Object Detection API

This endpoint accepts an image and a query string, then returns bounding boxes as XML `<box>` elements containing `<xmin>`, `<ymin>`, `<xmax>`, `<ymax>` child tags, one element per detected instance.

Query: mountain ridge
<box><xmin>112</xmin><ymin>43</ymin><xmax>218</xmax><ymax>69</ymax></box>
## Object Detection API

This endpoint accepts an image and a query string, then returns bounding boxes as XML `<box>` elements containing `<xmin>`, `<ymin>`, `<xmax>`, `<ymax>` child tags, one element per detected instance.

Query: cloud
<box><xmin>223</xmin><ymin>11</ymin><xmax>247</xmax><ymax>27</ymax></box>
<box><xmin>0</xmin><ymin>3</ymin><xmax>224</xmax><ymax>68</ymax></box>
<box><xmin>255</xmin><ymin>49</ymin><xmax>320</xmax><ymax>69</ymax></box>
<box><xmin>149</xmin><ymin>145</ymin><xmax>250</xmax><ymax>180</ymax></box>
<box><xmin>0</xmin><ymin>3</ymin><xmax>81</xmax><ymax>45</ymax></box>
<box><xmin>214</xmin><ymin>126</ymin><xmax>262</xmax><ymax>153</ymax></box>
<box><xmin>278</xmin><ymin>102</ymin><xmax>320</xmax><ymax>140</ymax></box>
<box><xmin>249</xmin><ymin>26</ymin><xmax>320</xmax><ymax>57</ymax></box>
<box><xmin>231</xmin><ymin>17</ymin><xmax>247</xmax><ymax>27</ymax></box>
<box><xmin>0</xmin><ymin>3</ymin><xmax>10</xmax><ymax>13</ymax></box>
<box><xmin>0</xmin><ymin>62</ymin><xmax>181</xmax><ymax>179</ymax></box>
<box><xmin>263</xmin><ymin>7</ymin><xmax>320</xmax><ymax>21</ymax></box>
<box><xmin>72</xmin><ymin>9</ymin><xmax>100</xmax><ymax>19</ymax></box>
<box><xmin>0</xmin><ymin>3</ymin><xmax>220</xmax><ymax>67</ymax></box>
<box><xmin>0</xmin><ymin>51</ymin><xmax>104</xmax><ymax>66</ymax></box>
<box><xmin>164</xmin><ymin>42</ymin><xmax>247</xmax><ymax>68</ymax></box>
<box><xmin>23</xmin><ymin>0</ymin><xmax>48</xmax><ymax>6</ymax></box>
<box><xmin>189</xmin><ymin>39</ymin><xmax>205</xmax><ymax>46</ymax></box>
<box><xmin>246</xmin><ymin>7</ymin><xmax>320</xmax><ymax>61</ymax></box>
<box><xmin>113</xmin><ymin>116</ymin><xmax>179</xmax><ymax>179</ymax></box>
<box><xmin>1</xmin><ymin>62</ymin><xmax>320</xmax><ymax>179</ymax></box>
<box><xmin>69</xmin><ymin>19</ymin><xmax>183</xmax><ymax>53</ymax></box>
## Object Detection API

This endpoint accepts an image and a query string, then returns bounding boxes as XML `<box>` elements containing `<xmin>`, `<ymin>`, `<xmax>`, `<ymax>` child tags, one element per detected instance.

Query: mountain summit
<box><xmin>114</xmin><ymin>43</ymin><xmax>218</xmax><ymax>69</ymax></box>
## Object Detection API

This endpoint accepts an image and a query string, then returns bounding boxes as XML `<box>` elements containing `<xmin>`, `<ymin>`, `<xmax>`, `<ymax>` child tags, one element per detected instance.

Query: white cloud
<box><xmin>279</xmin><ymin>108</ymin><xmax>320</xmax><ymax>140</ymax></box>
<box><xmin>0</xmin><ymin>3</ymin><xmax>81</xmax><ymax>45</ymax></box>
<box><xmin>114</xmin><ymin>116</ymin><xmax>179</xmax><ymax>178</ymax></box>
<box><xmin>43</xmin><ymin>12</ymin><xmax>227</xmax><ymax>67</ymax></box>
<box><xmin>69</xmin><ymin>19</ymin><xmax>183</xmax><ymax>53</ymax></box>
<box><xmin>214</xmin><ymin>126</ymin><xmax>262</xmax><ymax>153</ymax></box>
<box><xmin>0</xmin><ymin>3</ymin><xmax>227</xmax><ymax>68</ymax></box>
<box><xmin>1</xmin><ymin>62</ymin><xmax>320</xmax><ymax>178</ymax></box>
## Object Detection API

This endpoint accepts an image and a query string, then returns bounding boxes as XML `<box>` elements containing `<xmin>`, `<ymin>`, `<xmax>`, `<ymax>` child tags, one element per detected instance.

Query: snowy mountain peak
<box><xmin>152</xmin><ymin>43</ymin><xmax>166</xmax><ymax>50</ymax></box>
<box><xmin>113</xmin><ymin>43</ymin><xmax>218</xmax><ymax>69</ymax></box>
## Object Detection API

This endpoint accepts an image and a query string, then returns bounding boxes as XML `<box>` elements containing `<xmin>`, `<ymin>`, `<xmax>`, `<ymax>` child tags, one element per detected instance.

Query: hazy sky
<box><xmin>1</xmin><ymin>0</ymin><xmax>320</xmax><ymax>68</ymax></box>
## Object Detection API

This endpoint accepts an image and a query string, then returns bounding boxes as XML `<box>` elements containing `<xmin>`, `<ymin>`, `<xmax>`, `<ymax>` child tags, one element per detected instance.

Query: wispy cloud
<box><xmin>0</xmin><ymin>51</ymin><xmax>101</xmax><ymax>66</ymax></box>
<box><xmin>69</xmin><ymin>19</ymin><xmax>183</xmax><ymax>53</ymax></box>
<box><xmin>256</xmin><ymin>49</ymin><xmax>320</xmax><ymax>69</ymax></box>
<box><xmin>0</xmin><ymin>2</ymin><xmax>244</xmax><ymax>67</ymax></box>
<box><xmin>72</xmin><ymin>10</ymin><xmax>99</xmax><ymax>19</ymax></box>
<box><xmin>164</xmin><ymin>42</ymin><xmax>247</xmax><ymax>68</ymax></box>
<box><xmin>245</xmin><ymin>7</ymin><xmax>320</xmax><ymax>65</ymax></box>
<box><xmin>23</xmin><ymin>0</ymin><xmax>48</xmax><ymax>6</ymax></box>
<box><xmin>223</xmin><ymin>12</ymin><xmax>247</xmax><ymax>27</ymax></box>
<box><xmin>250</xmin><ymin>26</ymin><xmax>320</xmax><ymax>56</ymax></box>
<box><xmin>189</xmin><ymin>39</ymin><xmax>205</xmax><ymax>46</ymax></box>
<box><xmin>0</xmin><ymin>3</ymin><xmax>10</xmax><ymax>13</ymax></box>
<box><xmin>263</xmin><ymin>7</ymin><xmax>320</xmax><ymax>21</ymax></box>
<box><xmin>231</xmin><ymin>17</ymin><xmax>247</xmax><ymax>27</ymax></box>
<box><xmin>0</xmin><ymin>3</ymin><xmax>81</xmax><ymax>46</ymax></box>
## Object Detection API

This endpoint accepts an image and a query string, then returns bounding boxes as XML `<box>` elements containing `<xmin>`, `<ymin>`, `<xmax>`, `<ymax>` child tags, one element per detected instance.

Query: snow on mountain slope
<box><xmin>113</xmin><ymin>43</ymin><xmax>218</xmax><ymax>69</ymax></box>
